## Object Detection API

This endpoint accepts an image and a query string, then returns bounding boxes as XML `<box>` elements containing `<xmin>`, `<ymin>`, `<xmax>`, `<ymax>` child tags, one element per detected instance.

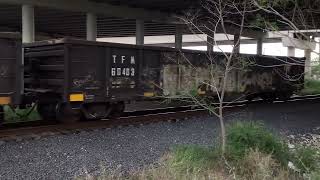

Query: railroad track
<box><xmin>0</xmin><ymin>108</ymin><xmax>208</xmax><ymax>142</ymax></box>
<box><xmin>0</xmin><ymin>94</ymin><xmax>319</xmax><ymax>142</ymax></box>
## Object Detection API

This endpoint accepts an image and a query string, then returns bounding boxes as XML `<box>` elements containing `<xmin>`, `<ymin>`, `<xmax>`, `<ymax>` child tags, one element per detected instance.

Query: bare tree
<box><xmin>162</xmin><ymin>0</ymin><xmax>256</xmax><ymax>153</ymax></box>
<box><xmin>161</xmin><ymin>0</ymin><xmax>315</xmax><ymax>154</ymax></box>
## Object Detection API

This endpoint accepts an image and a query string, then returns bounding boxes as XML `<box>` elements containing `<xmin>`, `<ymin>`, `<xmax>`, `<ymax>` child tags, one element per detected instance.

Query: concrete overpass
<box><xmin>0</xmin><ymin>0</ymin><xmax>319</xmax><ymax>76</ymax></box>
<box><xmin>0</xmin><ymin>0</ymin><xmax>265</xmax><ymax>50</ymax></box>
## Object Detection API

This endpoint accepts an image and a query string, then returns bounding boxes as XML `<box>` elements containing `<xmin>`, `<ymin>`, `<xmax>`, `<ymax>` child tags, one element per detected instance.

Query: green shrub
<box><xmin>292</xmin><ymin>146</ymin><xmax>320</xmax><ymax>173</ymax></box>
<box><xmin>226</xmin><ymin>121</ymin><xmax>290</xmax><ymax>165</ymax></box>
<box><xmin>310</xmin><ymin>170</ymin><xmax>320</xmax><ymax>180</ymax></box>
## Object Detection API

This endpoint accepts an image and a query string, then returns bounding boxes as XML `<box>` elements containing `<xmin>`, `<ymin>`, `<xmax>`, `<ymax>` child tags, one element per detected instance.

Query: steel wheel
<box><xmin>82</xmin><ymin>103</ymin><xmax>112</xmax><ymax>120</ymax></box>
<box><xmin>37</xmin><ymin>103</ymin><xmax>58</xmax><ymax>121</ymax></box>
<box><xmin>57</xmin><ymin>103</ymin><xmax>82</xmax><ymax>123</ymax></box>
<box><xmin>109</xmin><ymin>102</ymin><xmax>125</xmax><ymax>118</ymax></box>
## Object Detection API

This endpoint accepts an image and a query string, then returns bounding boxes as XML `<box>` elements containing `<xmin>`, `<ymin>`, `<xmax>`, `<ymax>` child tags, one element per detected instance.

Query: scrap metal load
<box><xmin>0</xmin><ymin>38</ymin><xmax>305</xmax><ymax>123</ymax></box>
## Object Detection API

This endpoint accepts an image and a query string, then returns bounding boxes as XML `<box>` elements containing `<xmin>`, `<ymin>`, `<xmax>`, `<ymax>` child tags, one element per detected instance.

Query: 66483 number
<box><xmin>111</xmin><ymin>67</ymin><xmax>135</xmax><ymax>77</ymax></box>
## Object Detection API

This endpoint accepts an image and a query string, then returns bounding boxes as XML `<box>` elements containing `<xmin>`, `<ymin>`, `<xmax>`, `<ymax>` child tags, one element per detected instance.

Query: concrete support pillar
<box><xmin>175</xmin><ymin>25</ymin><xmax>183</xmax><ymax>49</ymax></box>
<box><xmin>257</xmin><ymin>37</ymin><xmax>263</xmax><ymax>55</ymax></box>
<box><xmin>136</xmin><ymin>20</ymin><xmax>144</xmax><ymax>45</ymax></box>
<box><xmin>86</xmin><ymin>13</ymin><xmax>97</xmax><ymax>41</ymax></box>
<box><xmin>287</xmin><ymin>47</ymin><xmax>295</xmax><ymax>57</ymax></box>
<box><xmin>22</xmin><ymin>5</ymin><xmax>35</xmax><ymax>43</ymax></box>
<box><xmin>207</xmin><ymin>33</ymin><xmax>214</xmax><ymax>53</ymax></box>
<box><xmin>234</xmin><ymin>34</ymin><xmax>240</xmax><ymax>54</ymax></box>
<box><xmin>304</xmin><ymin>49</ymin><xmax>312</xmax><ymax>78</ymax></box>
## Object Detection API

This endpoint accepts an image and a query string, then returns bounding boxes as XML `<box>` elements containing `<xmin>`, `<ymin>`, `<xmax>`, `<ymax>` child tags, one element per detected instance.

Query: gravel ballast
<box><xmin>0</xmin><ymin>99</ymin><xmax>320</xmax><ymax>179</ymax></box>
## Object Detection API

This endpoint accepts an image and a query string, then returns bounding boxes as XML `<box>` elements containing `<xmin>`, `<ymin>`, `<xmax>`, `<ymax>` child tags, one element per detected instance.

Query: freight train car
<box><xmin>21</xmin><ymin>38</ymin><xmax>305</xmax><ymax>123</ymax></box>
<box><xmin>0</xmin><ymin>36</ymin><xmax>22</xmax><ymax>123</ymax></box>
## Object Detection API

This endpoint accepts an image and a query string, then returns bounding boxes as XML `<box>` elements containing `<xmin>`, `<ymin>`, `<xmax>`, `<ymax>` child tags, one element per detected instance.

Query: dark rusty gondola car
<box><xmin>22</xmin><ymin>38</ymin><xmax>305</xmax><ymax>122</ymax></box>
<box><xmin>0</xmin><ymin>35</ymin><xmax>22</xmax><ymax>123</ymax></box>
<box><xmin>23</xmin><ymin>39</ymin><xmax>153</xmax><ymax>122</ymax></box>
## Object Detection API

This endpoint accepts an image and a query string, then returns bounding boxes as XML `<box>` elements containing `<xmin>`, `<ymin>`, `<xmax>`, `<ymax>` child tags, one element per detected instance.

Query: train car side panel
<box><xmin>0</xmin><ymin>38</ymin><xmax>21</xmax><ymax>105</ymax></box>
<box><xmin>140</xmin><ymin>49</ymin><xmax>162</xmax><ymax>97</ymax></box>
<box><xmin>68</xmin><ymin>44</ymin><xmax>106</xmax><ymax>103</ymax></box>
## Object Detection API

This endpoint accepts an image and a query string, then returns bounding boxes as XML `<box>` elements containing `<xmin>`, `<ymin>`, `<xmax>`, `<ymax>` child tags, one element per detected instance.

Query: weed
<box><xmin>292</xmin><ymin>146</ymin><xmax>320</xmax><ymax>173</ymax></box>
<box><xmin>226</xmin><ymin>121</ymin><xmax>289</xmax><ymax>165</ymax></box>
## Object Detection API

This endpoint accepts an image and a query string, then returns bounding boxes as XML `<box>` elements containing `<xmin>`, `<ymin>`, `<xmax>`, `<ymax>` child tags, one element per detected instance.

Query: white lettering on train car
<box><xmin>112</xmin><ymin>55</ymin><xmax>117</xmax><ymax>63</ymax></box>
<box><xmin>112</xmin><ymin>55</ymin><xmax>136</xmax><ymax>64</ymax></box>
<box><xmin>131</xmin><ymin>56</ymin><xmax>135</xmax><ymax>64</ymax></box>
<box><xmin>121</xmin><ymin>56</ymin><xmax>125</xmax><ymax>63</ymax></box>
<box><xmin>111</xmin><ymin>68</ymin><xmax>135</xmax><ymax>77</ymax></box>
<box><xmin>111</xmin><ymin>55</ymin><xmax>136</xmax><ymax>77</ymax></box>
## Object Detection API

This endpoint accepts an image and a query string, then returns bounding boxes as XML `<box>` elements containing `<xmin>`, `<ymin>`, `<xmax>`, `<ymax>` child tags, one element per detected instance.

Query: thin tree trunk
<box><xmin>219</xmin><ymin>109</ymin><xmax>226</xmax><ymax>153</ymax></box>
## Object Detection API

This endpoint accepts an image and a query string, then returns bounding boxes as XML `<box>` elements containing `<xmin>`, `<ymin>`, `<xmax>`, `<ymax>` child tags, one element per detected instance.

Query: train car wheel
<box><xmin>81</xmin><ymin>103</ymin><xmax>112</xmax><ymax>120</ymax></box>
<box><xmin>109</xmin><ymin>102</ymin><xmax>125</xmax><ymax>118</ymax></box>
<box><xmin>0</xmin><ymin>106</ymin><xmax>4</xmax><ymax>125</ymax></box>
<box><xmin>37</xmin><ymin>103</ymin><xmax>58</xmax><ymax>121</ymax></box>
<box><xmin>57</xmin><ymin>103</ymin><xmax>82</xmax><ymax>124</ymax></box>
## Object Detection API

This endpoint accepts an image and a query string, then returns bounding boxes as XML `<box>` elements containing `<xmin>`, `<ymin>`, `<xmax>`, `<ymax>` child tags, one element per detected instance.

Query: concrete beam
<box><xmin>22</xmin><ymin>4</ymin><xmax>34</xmax><ymax>43</ymax></box>
<box><xmin>216</xmin><ymin>24</ymin><xmax>266</xmax><ymax>39</ymax></box>
<box><xmin>282</xmin><ymin>37</ymin><xmax>316</xmax><ymax>50</ymax></box>
<box><xmin>86</xmin><ymin>12</ymin><xmax>97</xmax><ymax>41</ymax></box>
<box><xmin>0</xmin><ymin>0</ymin><xmax>173</xmax><ymax>22</ymax></box>
<box><xmin>143</xmin><ymin>38</ymin><xmax>282</xmax><ymax>48</ymax></box>
<box><xmin>136</xmin><ymin>20</ymin><xmax>144</xmax><ymax>45</ymax></box>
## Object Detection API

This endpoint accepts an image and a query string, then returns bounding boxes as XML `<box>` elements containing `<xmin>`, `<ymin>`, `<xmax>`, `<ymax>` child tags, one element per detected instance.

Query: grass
<box><xmin>299</xmin><ymin>79</ymin><xmax>320</xmax><ymax>95</ymax></box>
<box><xmin>292</xmin><ymin>146</ymin><xmax>320</xmax><ymax>173</ymax></box>
<box><xmin>168</xmin><ymin>145</ymin><xmax>219</xmax><ymax>173</ymax></box>
<box><xmin>77</xmin><ymin>121</ymin><xmax>320</xmax><ymax>180</ymax></box>
<box><xmin>78</xmin><ymin>149</ymin><xmax>301</xmax><ymax>180</ymax></box>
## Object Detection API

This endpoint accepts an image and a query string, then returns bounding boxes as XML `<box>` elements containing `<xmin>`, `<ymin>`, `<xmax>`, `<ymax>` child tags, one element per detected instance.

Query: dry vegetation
<box><xmin>77</xmin><ymin>122</ymin><xmax>320</xmax><ymax>180</ymax></box>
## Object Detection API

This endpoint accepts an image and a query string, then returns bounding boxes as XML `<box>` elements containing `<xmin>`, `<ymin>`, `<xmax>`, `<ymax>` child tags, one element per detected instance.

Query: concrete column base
<box><xmin>207</xmin><ymin>33</ymin><xmax>214</xmax><ymax>53</ymax></box>
<box><xmin>175</xmin><ymin>25</ymin><xmax>183</xmax><ymax>49</ymax></box>
<box><xmin>233</xmin><ymin>34</ymin><xmax>240</xmax><ymax>54</ymax></box>
<box><xmin>136</xmin><ymin>20</ymin><xmax>144</xmax><ymax>45</ymax></box>
<box><xmin>86</xmin><ymin>13</ymin><xmax>97</xmax><ymax>41</ymax></box>
<box><xmin>257</xmin><ymin>37</ymin><xmax>263</xmax><ymax>55</ymax></box>
<box><xmin>22</xmin><ymin>4</ymin><xmax>35</xmax><ymax>43</ymax></box>
<box><xmin>304</xmin><ymin>49</ymin><xmax>312</xmax><ymax>79</ymax></box>
<box><xmin>287</xmin><ymin>47</ymin><xmax>295</xmax><ymax>57</ymax></box>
